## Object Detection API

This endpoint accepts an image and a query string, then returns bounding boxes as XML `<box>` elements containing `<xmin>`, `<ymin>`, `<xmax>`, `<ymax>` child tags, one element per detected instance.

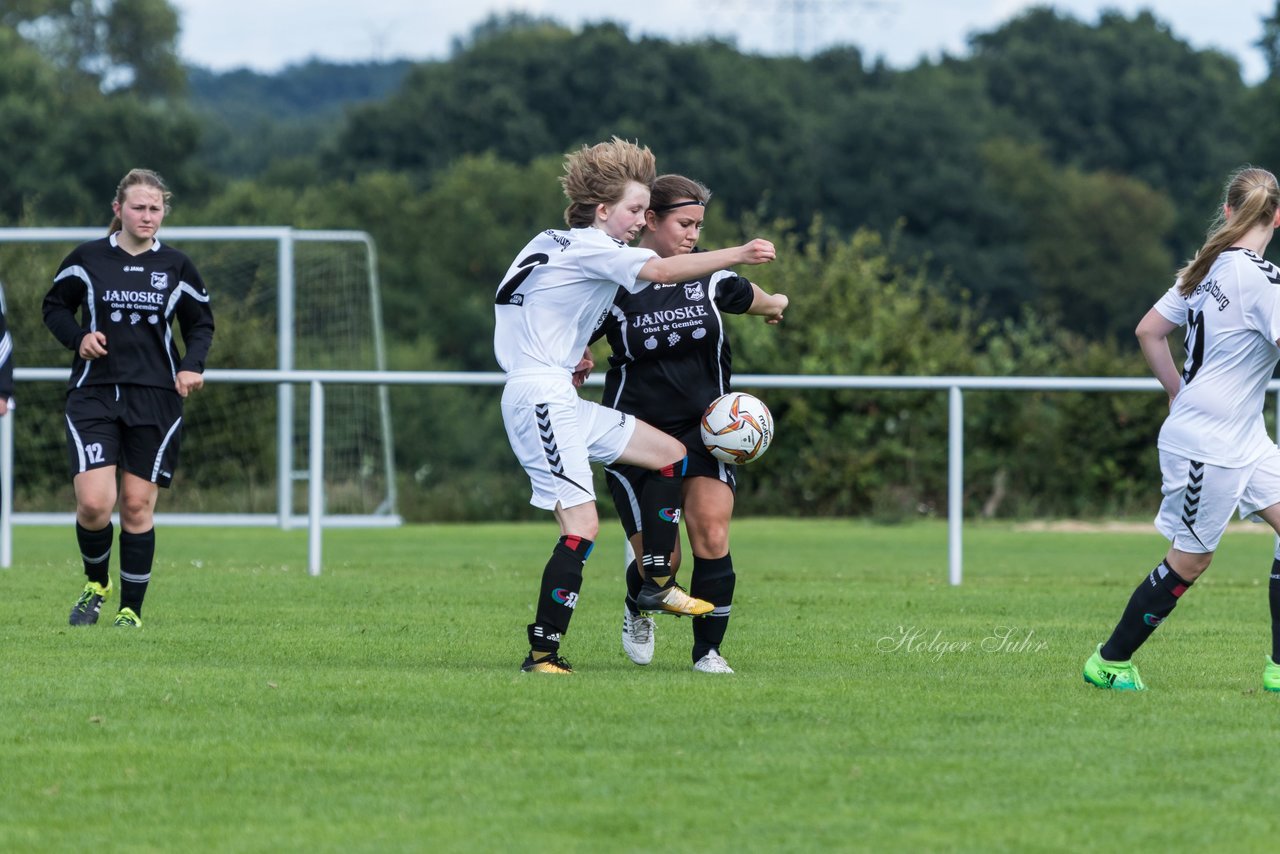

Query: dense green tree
<box><xmin>334</xmin><ymin>19</ymin><xmax>861</xmax><ymax>220</ymax></box>
<box><xmin>1</xmin><ymin>5</ymin><xmax>203</xmax><ymax>224</ymax></box>
<box><xmin>187</xmin><ymin>61</ymin><xmax>413</xmax><ymax>177</ymax></box>
<box><xmin>0</xmin><ymin>27</ymin><xmax>64</xmax><ymax>222</ymax></box>
<box><xmin>1258</xmin><ymin>1</ymin><xmax>1280</xmax><ymax>77</ymax></box>
<box><xmin>5</xmin><ymin>0</ymin><xmax>185</xmax><ymax>96</ymax></box>
<box><xmin>968</xmin><ymin>7</ymin><xmax>1246</xmax><ymax>247</ymax></box>
<box><xmin>982</xmin><ymin>138</ymin><xmax>1176</xmax><ymax>340</ymax></box>
<box><xmin>1242</xmin><ymin>3</ymin><xmax>1280</xmax><ymax>172</ymax></box>
<box><xmin>810</xmin><ymin>62</ymin><xmax>1031</xmax><ymax>314</ymax></box>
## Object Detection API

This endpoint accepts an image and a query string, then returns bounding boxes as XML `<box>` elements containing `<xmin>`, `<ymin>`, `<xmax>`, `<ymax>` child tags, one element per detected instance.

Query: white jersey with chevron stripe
<box><xmin>1154</xmin><ymin>247</ymin><xmax>1280</xmax><ymax>467</ymax></box>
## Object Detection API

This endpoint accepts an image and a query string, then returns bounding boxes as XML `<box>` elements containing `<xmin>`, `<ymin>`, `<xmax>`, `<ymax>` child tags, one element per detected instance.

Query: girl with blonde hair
<box><xmin>1084</xmin><ymin>166</ymin><xmax>1280</xmax><ymax>691</ymax></box>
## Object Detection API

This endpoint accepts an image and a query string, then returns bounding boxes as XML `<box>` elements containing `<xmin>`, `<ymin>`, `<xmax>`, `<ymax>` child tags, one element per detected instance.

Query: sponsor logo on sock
<box><xmin>1143</xmin><ymin>613</ymin><xmax>1163</xmax><ymax>627</ymax></box>
<box><xmin>658</xmin><ymin>507</ymin><xmax>681</xmax><ymax>523</ymax></box>
<box><xmin>552</xmin><ymin>589</ymin><xmax>579</xmax><ymax>609</ymax></box>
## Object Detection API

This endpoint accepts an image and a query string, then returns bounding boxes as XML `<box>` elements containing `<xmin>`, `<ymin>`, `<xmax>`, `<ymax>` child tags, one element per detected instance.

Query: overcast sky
<box><xmin>169</xmin><ymin>1</ymin><xmax>1275</xmax><ymax>83</ymax></box>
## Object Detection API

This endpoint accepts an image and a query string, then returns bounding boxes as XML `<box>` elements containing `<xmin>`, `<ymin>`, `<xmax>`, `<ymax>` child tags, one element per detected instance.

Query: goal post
<box><xmin>0</xmin><ymin>226</ymin><xmax>398</xmax><ymax>532</ymax></box>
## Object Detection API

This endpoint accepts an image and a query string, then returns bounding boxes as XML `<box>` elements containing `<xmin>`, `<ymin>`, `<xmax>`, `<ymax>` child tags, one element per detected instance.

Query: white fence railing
<box><xmin>8</xmin><ymin>369</ymin><xmax>1252</xmax><ymax>582</ymax></box>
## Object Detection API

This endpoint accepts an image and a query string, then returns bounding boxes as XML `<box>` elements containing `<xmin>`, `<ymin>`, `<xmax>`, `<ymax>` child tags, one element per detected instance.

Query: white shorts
<box><xmin>1155</xmin><ymin>448</ymin><xmax>1280</xmax><ymax>553</ymax></box>
<box><xmin>501</xmin><ymin>375</ymin><xmax>636</xmax><ymax>511</ymax></box>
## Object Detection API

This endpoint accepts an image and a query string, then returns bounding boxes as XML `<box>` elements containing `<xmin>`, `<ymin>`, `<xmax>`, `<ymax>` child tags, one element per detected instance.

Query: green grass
<box><xmin>3</xmin><ymin>519</ymin><xmax>1279</xmax><ymax>851</ymax></box>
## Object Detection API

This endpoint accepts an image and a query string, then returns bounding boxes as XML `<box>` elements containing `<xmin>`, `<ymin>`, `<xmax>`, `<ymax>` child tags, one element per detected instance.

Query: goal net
<box><xmin>0</xmin><ymin>227</ymin><xmax>396</xmax><ymax>525</ymax></box>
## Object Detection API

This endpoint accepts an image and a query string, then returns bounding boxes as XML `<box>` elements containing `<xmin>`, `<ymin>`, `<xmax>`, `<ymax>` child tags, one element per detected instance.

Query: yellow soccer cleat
<box><xmin>636</xmin><ymin>582</ymin><xmax>714</xmax><ymax>617</ymax></box>
<box><xmin>521</xmin><ymin>653</ymin><xmax>573</xmax><ymax>674</ymax></box>
<box><xmin>112</xmin><ymin>607</ymin><xmax>143</xmax><ymax>628</ymax></box>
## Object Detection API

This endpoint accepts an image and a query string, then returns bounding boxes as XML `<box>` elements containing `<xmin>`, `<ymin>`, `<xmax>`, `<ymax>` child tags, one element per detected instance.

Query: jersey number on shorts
<box><xmin>86</xmin><ymin>443</ymin><xmax>105</xmax><ymax>464</ymax></box>
<box><xmin>495</xmin><ymin>253</ymin><xmax>549</xmax><ymax>306</ymax></box>
<box><xmin>1182</xmin><ymin>308</ymin><xmax>1205</xmax><ymax>384</ymax></box>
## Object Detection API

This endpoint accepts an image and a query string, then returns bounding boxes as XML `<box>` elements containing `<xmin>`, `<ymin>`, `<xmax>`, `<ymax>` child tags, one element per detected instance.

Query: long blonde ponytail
<box><xmin>1177</xmin><ymin>166</ymin><xmax>1280</xmax><ymax>296</ymax></box>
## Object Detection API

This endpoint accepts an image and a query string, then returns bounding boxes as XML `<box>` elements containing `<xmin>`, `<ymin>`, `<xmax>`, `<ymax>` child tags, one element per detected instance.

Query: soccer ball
<box><xmin>700</xmin><ymin>392</ymin><xmax>774</xmax><ymax>465</ymax></box>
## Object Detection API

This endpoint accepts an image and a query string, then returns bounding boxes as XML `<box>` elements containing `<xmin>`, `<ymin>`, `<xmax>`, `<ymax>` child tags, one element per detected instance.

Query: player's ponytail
<box><xmin>108</xmin><ymin>168</ymin><xmax>172</xmax><ymax>235</ymax></box>
<box><xmin>1177</xmin><ymin>166</ymin><xmax>1280</xmax><ymax>296</ymax></box>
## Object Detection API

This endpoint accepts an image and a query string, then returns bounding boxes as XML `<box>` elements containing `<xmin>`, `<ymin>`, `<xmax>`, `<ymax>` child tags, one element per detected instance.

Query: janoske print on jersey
<box><xmin>43</xmin><ymin>232</ymin><xmax>214</xmax><ymax>390</ymax></box>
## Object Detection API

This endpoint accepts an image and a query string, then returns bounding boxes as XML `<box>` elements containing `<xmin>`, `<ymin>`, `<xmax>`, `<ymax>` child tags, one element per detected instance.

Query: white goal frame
<box><xmin>0</xmin><ymin>226</ymin><xmax>398</xmax><ymax>533</ymax></box>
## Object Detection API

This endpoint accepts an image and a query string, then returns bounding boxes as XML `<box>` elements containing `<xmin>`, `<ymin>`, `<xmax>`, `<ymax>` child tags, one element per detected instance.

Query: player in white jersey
<box><xmin>1083</xmin><ymin>166</ymin><xmax>1280</xmax><ymax>692</ymax></box>
<box><xmin>496</xmin><ymin>137</ymin><xmax>776</xmax><ymax>674</ymax></box>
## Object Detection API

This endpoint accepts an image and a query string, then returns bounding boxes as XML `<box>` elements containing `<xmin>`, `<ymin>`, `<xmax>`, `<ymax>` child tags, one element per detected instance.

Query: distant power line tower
<box><xmin>711</xmin><ymin>0</ymin><xmax>895</xmax><ymax>56</ymax></box>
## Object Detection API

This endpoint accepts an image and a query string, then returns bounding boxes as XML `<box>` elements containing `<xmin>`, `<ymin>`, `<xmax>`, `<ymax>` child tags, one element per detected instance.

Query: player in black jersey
<box><xmin>44</xmin><ymin>169</ymin><xmax>214</xmax><ymax>628</ymax></box>
<box><xmin>595</xmin><ymin>175</ymin><xmax>788</xmax><ymax>672</ymax></box>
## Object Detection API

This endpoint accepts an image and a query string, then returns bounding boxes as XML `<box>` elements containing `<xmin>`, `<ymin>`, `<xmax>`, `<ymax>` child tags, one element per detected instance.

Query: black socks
<box><xmin>1270</xmin><ymin>559</ymin><xmax>1280</xmax><ymax>663</ymax></box>
<box><xmin>1101</xmin><ymin>560</ymin><xmax>1192</xmax><ymax>662</ymax></box>
<box><xmin>638</xmin><ymin>459</ymin><xmax>685</xmax><ymax>590</ymax></box>
<box><xmin>77</xmin><ymin>521</ymin><xmax>113</xmax><ymax>587</ymax></box>
<box><xmin>119</xmin><ymin>528</ymin><xmax>155</xmax><ymax>616</ymax></box>
<box><xmin>691</xmin><ymin>553</ymin><xmax>736</xmax><ymax>663</ymax></box>
<box><xmin>624</xmin><ymin>557</ymin><xmax>642</xmax><ymax>616</ymax></box>
<box><xmin>528</xmin><ymin>535</ymin><xmax>593</xmax><ymax>656</ymax></box>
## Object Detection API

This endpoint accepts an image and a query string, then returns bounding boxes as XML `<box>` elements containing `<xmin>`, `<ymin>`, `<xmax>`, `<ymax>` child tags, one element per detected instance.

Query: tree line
<box><xmin>3</xmin><ymin>2</ymin><xmax>1280</xmax><ymax>521</ymax></box>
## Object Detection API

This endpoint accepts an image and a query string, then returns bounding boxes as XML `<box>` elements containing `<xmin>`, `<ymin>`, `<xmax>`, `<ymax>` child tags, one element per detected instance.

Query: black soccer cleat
<box><xmin>69</xmin><ymin>581</ymin><xmax>111</xmax><ymax>626</ymax></box>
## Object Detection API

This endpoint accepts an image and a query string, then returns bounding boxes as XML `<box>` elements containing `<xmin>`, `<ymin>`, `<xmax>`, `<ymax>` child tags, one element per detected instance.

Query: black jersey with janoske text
<box><xmin>43</xmin><ymin>235</ymin><xmax>215</xmax><ymax>391</ymax></box>
<box><xmin>594</xmin><ymin>269</ymin><xmax>754</xmax><ymax>434</ymax></box>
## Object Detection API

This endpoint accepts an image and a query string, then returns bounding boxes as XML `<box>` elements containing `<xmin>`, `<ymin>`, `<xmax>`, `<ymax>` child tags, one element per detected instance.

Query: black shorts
<box><xmin>64</xmin><ymin>384</ymin><xmax>185</xmax><ymax>488</ymax></box>
<box><xmin>603</xmin><ymin>421</ymin><xmax>736</xmax><ymax>539</ymax></box>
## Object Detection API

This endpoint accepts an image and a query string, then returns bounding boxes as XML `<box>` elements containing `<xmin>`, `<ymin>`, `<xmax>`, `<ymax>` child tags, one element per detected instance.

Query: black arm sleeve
<box><xmin>42</xmin><ymin>254</ymin><xmax>90</xmax><ymax>354</ymax></box>
<box><xmin>175</xmin><ymin>259</ymin><xmax>214</xmax><ymax>373</ymax></box>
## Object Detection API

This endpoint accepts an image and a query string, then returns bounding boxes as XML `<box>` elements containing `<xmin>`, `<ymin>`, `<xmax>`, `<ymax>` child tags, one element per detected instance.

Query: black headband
<box><xmin>653</xmin><ymin>199</ymin><xmax>707</xmax><ymax>213</ymax></box>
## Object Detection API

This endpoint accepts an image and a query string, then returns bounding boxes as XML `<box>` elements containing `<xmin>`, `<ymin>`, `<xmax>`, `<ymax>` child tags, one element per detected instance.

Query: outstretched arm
<box><xmin>639</xmin><ymin>239</ymin><xmax>775</xmax><ymax>284</ymax></box>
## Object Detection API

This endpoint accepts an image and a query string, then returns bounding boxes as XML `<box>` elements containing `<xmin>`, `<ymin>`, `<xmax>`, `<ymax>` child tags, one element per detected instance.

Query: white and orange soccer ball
<box><xmin>699</xmin><ymin>392</ymin><xmax>774</xmax><ymax>465</ymax></box>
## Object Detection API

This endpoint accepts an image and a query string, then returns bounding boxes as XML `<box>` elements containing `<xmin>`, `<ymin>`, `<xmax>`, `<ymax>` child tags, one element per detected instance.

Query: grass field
<box><xmin>2</xmin><ymin>518</ymin><xmax>1279</xmax><ymax>851</ymax></box>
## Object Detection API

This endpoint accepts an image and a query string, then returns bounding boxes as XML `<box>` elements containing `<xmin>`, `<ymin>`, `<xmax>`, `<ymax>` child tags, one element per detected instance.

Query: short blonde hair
<box><xmin>561</xmin><ymin>137</ymin><xmax>656</xmax><ymax>228</ymax></box>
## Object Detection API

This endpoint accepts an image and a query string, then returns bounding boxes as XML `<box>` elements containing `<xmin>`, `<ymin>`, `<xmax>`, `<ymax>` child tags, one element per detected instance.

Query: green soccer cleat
<box><xmin>1083</xmin><ymin>644</ymin><xmax>1146</xmax><ymax>691</ymax></box>
<box><xmin>1264</xmin><ymin>657</ymin><xmax>1280</xmax><ymax>693</ymax></box>
<box><xmin>112</xmin><ymin>607</ymin><xmax>143</xmax><ymax>628</ymax></box>
<box><xmin>69</xmin><ymin>580</ymin><xmax>112</xmax><ymax>626</ymax></box>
